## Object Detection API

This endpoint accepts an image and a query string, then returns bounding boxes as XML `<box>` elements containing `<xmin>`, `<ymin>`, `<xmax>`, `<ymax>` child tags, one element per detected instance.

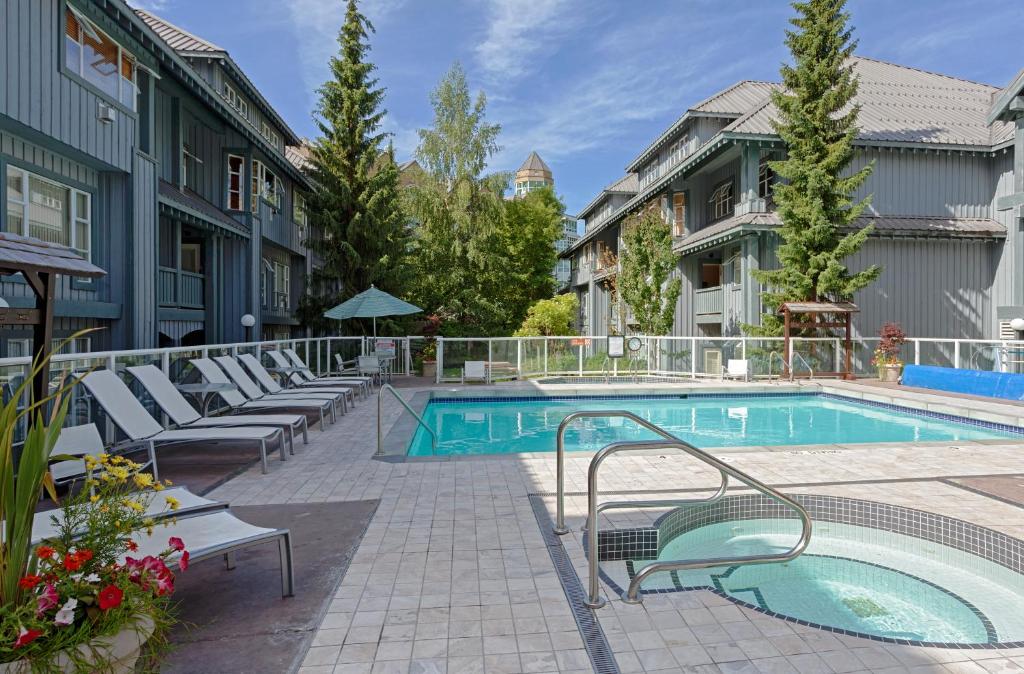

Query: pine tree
<box><xmin>749</xmin><ymin>0</ymin><xmax>880</xmax><ymax>336</ymax></box>
<box><xmin>298</xmin><ymin>0</ymin><xmax>409</xmax><ymax>335</ymax></box>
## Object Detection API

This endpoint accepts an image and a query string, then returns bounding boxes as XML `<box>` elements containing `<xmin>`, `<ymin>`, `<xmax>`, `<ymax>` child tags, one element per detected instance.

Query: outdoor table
<box><xmin>175</xmin><ymin>382</ymin><xmax>237</xmax><ymax>416</ymax></box>
<box><xmin>374</xmin><ymin>356</ymin><xmax>395</xmax><ymax>383</ymax></box>
<box><xmin>266</xmin><ymin>366</ymin><xmax>303</xmax><ymax>389</ymax></box>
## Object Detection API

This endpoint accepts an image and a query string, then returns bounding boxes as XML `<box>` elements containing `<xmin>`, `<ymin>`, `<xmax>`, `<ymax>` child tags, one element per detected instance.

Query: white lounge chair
<box><xmin>80</xmin><ymin>370</ymin><xmax>287</xmax><ymax>477</ymax></box>
<box><xmin>127</xmin><ymin>365</ymin><xmax>309</xmax><ymax>455</ymax></box>
<box><xmin>462</xmin><ymin>361</ymin><xmax>488</xmax><ymax>384</ymax></box>
<box><xmin>121</xmin><ymin>509</ymin><xmax>294</xmax><ymax>597</ymax></box>
<box><xmin>49</xmin><ymin>423</ymin><xmax>104</xmax><ymax>487</ymax></box>
<box><xmin>191</xmin><ymin>358</ymin><xmax>336</xmax><ymax>428</ymax></box>
<box><xmin>237</xmin><ymin>354</ymin><xmax>355</xmax><ymax>412</ymax></box>
<box><xmin>213</xmin><ymin>356</ymin><xmax>347</xmax><ymax>416</ymax></box>
<box><xmin>272</xmin><ymin>349</ymin><xmax>372</xmax><ymax>397</ymax></box>
<box><xmin>722</xmin><ymin>359</ymin><xmax>750</xmax><ymax>382</ymax></box>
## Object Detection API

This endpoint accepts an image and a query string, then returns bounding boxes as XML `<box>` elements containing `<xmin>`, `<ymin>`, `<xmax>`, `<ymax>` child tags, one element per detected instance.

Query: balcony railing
<box><xmin>695</xmin><ymin>286</ymin><xmax>723</xmax><ymax>315</ymax></box>
<box><xmin>158</xmin><ymin>267</ymin><xmax>205</xmax><ymax>308</ymax></box>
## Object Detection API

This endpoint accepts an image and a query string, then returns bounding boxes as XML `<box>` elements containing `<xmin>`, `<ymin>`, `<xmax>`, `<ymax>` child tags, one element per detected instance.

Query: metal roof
<box><xmin>575</xmin><ymin>174</ymin><xmax>638</xmax><ymax>220</ymax></box>
<box><xmin>726</xmin><ymin>57</ymin><xmax>1013</xmax><ymax>148</ymax></box>
<box><xmin>134</xmin><ymin>9</ymin><xmax>223</xmax><ymax>54</ymax></box>
<box><xmin>0</xmin><ymin>232</ymin><xmax>106</xmax><ymax>278</ymax></box>
<box><xmin>518</xmin><ymin>151</ymin><xmax>551</xmax><ymax>174</ymax></box>
<box><xmin>781</xmin><ymin>301</ymin><xmax>859</xmax><ymax>314</ymax></box>
<box><xmin>158</xmin><ymin>181</ymin><xmax>250</xmax><ymax>239</ymax></box>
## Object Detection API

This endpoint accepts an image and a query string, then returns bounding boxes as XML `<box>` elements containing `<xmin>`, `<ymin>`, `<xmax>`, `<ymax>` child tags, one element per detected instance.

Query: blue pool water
<box><xmin>633</xmin><ymin>519</ymin><xmax>1024</xmax><ymax>644</ymax></box>
<box><xmin>406</xmin><ymin>394</ymin><xmax>1018</xmax><ymax>456</ymax></box>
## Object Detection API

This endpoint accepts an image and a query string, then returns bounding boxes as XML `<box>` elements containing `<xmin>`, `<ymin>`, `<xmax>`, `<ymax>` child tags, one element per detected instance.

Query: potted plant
<box><xmin>873</xmin><ymin>322</ymin><xmax>907</xmax><ymax>383</ymax></box>
<box><xmin>0</xmin><ymin>346</ymin><xmax>187</xmax><ymax>672</ymax></box>
<box><xmin>419</xmin><ymin>341</ymin><xmax>437</xmax><ymax>380</ymax></box>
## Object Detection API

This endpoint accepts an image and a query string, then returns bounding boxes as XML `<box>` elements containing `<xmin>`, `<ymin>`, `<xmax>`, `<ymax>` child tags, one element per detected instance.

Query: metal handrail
<box><xmin>376</xmin><ymin>384</ymin><xmax>436</xmax><ymax>455</ymax></box>
<box><xmin>600</xmin><ymin>357</ymin><xmax>612</xmax><ymax>383</ymax></box>
<box><xmin>586</xmin><ymin>438</ymin><xmax>812</xmax><ymax>608</ymax></box>
<box><xmin>553</xmin><ymin>410</ymin><xmax>729</xmax><ymax>535</ymax></box>
<box><xmin>790</xmin><ymin>351</ymin><xmax>814</xmax><ymax>380</ymax></box>
<box><xmin>766</xmin><ymin>350</ymin><xmax>814</xmax><ymax>381</ymax></box>
<box><xmin>766</xmin><ymin>351</ymin><xmax>785</xmax><ymax>380</ymax></box>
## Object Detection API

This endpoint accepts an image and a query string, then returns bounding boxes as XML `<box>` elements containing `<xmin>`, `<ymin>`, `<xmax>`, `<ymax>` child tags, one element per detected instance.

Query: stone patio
<box><xmin>198</xmin><ymin>380</ymin><xmax>1024</xmax><ymax>674</ymax></box>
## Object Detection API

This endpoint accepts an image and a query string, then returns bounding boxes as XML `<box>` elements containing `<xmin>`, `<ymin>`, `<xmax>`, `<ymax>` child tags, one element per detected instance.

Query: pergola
<box><xmin>0</xmin><ymin>232</ymin><xmax>106</xmax><ymax>405</ymax></box>
<box><xmin>779</xmin><ymin>301</ymin><xmax>859</xmax><ymax>380</ymax></box>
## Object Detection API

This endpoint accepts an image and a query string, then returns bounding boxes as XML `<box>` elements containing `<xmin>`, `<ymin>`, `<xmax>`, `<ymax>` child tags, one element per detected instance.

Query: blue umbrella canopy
<box><xmin>323</xmin><ymin>285</ymin><xmax>421</xmax><ymax>336</ymax></box>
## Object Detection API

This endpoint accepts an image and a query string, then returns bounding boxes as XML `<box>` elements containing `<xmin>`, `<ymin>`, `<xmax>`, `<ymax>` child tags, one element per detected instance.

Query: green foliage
<box><xmin>298</xmin><ymin>0</ymin><xmax>410</xmax><ymax>335</ymax></box>
<box><xmin>618</xmin><ymin>210</ymin><xmax>681</xmax><ymax>335</ymax></box>
<box><xmin>407</xmin><ymin>63</ymin><xmax>563</xmax><ymax>336</ymax></box>
<box><xmin>748</xmin><ymin>0</ymin><xmax>880</xmax><ymax>336</ymax></box>
<box><xmin>514</xmin><ymin>294</ymin><xmax>579</xmax><ymax>336</ymax></box>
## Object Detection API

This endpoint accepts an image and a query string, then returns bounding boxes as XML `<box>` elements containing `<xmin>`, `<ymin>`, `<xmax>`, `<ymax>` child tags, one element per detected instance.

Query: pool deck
<box><xmin>203</xmin><ymin>378</ymin><xmax>1024</xmax><ymax>673</ymax></box>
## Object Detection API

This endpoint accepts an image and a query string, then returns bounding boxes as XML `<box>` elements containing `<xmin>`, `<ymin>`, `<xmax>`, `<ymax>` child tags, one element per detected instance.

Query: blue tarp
<box><xmin>902</xmin><ymin>365</ymin><xmax>1024</xmax><ymax>401</ymax></box>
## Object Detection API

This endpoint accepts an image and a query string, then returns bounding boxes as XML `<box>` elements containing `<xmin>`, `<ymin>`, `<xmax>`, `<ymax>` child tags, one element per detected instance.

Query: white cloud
<box><xmin>473</xmin><ymin>0</ymin><xmax>579</xmax><ymax>84</ymax></box>
<box><xmin>129</xmin><ymin>0</ymin><xmax>171</xmax><ymax>10</ymax></box>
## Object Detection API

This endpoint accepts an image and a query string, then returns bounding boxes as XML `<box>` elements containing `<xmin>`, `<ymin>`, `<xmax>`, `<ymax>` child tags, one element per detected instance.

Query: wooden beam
<box><xmin>31</xmin><ymin>272</ymin><xmax>55</xmax><ymax>407</ymax></box>
<box><xmin>0</xmin><ymin>308</ymin><xmax>40</xmax><ymax>325</ymax></box>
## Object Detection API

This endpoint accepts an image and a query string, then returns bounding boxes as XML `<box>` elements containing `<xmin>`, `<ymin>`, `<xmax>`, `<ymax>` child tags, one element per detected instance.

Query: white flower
<box><xmin>83</xmin><ymin>573</ymin><xmax>101</xmax><ymax>583</ymax></box>
<box><xmin>54</xmin><ymin>597</ymin><xmax>78</xmax><ymax>626</ymax></box>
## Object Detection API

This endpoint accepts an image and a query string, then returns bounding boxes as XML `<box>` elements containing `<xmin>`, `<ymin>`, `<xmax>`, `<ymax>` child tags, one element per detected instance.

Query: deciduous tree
<box><xmin>618</xmin><ymin>210</ymin><xmax>681</xmax><ymax>335</ymax></box>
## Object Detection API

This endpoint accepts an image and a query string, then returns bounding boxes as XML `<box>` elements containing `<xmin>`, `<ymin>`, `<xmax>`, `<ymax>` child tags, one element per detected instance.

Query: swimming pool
<box><xmin>406</xmin><ymin>393</ymin><xmax>1020</xmax><ymax>456</ymax></box>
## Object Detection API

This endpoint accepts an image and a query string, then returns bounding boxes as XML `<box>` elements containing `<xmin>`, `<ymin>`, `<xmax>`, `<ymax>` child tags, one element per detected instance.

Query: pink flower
<box><xmin>168</xmin><ymin>537</ymin><xmax>185</xmax><ymax>552</ymax></box>
<box><xmin>13</xmin><ymin>627</ymin><xmax>42</xmax><ymax>649</ymax></box>
<box><xmin>179</xmin><ymin>551</ymin><xmax>189</xmax><ymax>572</ymax></box>
<box><xmin>36</xmin><ymin>583</ymin><xmax>59</xmax><ymax>616</ymax></box>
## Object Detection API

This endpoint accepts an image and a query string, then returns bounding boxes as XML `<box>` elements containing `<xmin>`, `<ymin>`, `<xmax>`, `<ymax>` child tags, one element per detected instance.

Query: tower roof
<box><xmin>518</xmin><ymin>151</ymin><xmax>551</xmax><ymax>174</ymax></box>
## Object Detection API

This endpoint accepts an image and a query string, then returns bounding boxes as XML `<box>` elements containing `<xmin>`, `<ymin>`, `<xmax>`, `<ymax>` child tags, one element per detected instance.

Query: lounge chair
<box><xmin>190</xmin><ymin>358</ymin><xmax>335</xmax><ymax>429</ymax></box>
<box><xmin>49</xmin><ymin>423</ymin><xmax>104</xmax><ymax>487</ymax></box>
<box><xmin>126</xmin><ymin>365</ymin><xmax>309</xmax><ymax>455</ymax></box>
<box><xmin>462</xmin><ymin>361</ymin><xmax>488</xmax><ymax>384</ymax></box>
<box><xmin>121</xmin><ymin>509</ymin><xmax>294</xmax><ymax>597</ymax></box>
<box><xmin>722</xmin><ymin>359</ymin><xmax>750</xmax><ymax>382</ymax></box>
<box><xmin>79</xmin><ymin>370</ymin><xmax>287</xmax><ymax>477</ymax></box>
<box><xmin>237</xmin><ymin>353</ymin><xmax>355</xmax><ymax>410</ymax></box>
<box><xmin>212</xmin><ymin>356</ymin><xmax>347</xmax><ymax>416</ymax></box>
<box><xmin>271</xmin><ymin>349</ymin><xmax>372</xmax><ymax>397</ymax></box>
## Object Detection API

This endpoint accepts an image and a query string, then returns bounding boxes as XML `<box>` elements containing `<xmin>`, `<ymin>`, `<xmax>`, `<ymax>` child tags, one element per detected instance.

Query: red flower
<box><xmin>18</xmin><ymin>575</ymin><xmax>42</xmax><ymax>590</ymax></box>
<box><xmin>13</xmin><ymin>627</ymin><xmax>43</xmax><ymax>649</ymax></box>
<box><xmin>97</xmin><ymin>584</ymin><xmax>123</xmax><ymax>611</ymax></box>
<box><xmin>168</xmin><ymin>537</ymin><xmax>185</xmax><ymax>552</ymax></box>
<box><xmin>125</xmin><ymin>540</ymin><xmax>138</xmax><ymax>552</ymax></box>
<box><xmin>62</xmin><ymin>549</ymin><xmax>94</xmax><ymax>572</ymax></box>
<box><xmin>35</xmin><ymin>546</ymin><xmax>55</xmax><ymax>560</ymax></box>
<box><xmin>179</xmin><ymin>551</ymin><xmax>189</xmax><ymax>572</ymax></box>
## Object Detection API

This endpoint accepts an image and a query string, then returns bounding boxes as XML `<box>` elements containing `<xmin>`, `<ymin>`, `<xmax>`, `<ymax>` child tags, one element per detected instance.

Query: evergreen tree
<box><xmin>749</xmin><ymin>0</ymin><xmax>880</xmax><ymax>336</ymax></box>
<box><xmin>618</xmin><ymin>209</ymin><xmax>681</xmax><ymax>335</ymax></box>
<box><xmin>298</xmin><ymin>0</ymin><xmax>409</xmax><ymax>335</ymax></box>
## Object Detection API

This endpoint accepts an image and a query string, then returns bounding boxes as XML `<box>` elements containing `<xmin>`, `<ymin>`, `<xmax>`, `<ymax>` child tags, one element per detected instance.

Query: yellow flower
<box><xmin>164</xmin><ymin>479</ymin><xmax>174</xmax><ymax>486</ymax></box>
<box><xmin>164</xmin><ymin>496</ymin><xmax>180</xmax><ymax>511</ymax></box>
<box><xmin>152</xmin><ymin>483</ymin><xmax>165</xmax><ymax>492</ymax></box>
<box><xmin>98</xmin><ymin>453</ymin><xmax>110</xmax><ymax>463</ymax></box>
<box><xmin>89</xmin><ymin>493</ymin><xmax>100</xmax><ymax>503</ymax></box>
<box><xmin>84</xmin><ymin>478</ymin><xmax>99</xmax><ymax>488</ymax></box>
<box><xmin>133</xmin><ymin>473</ymin><xmax>153</xmax><ymax>489</ymax></box>
<box><xmin>109</xmin><ymin>466</ymin><xmax>129</xmax><ymax>481</ymax></box>
<box><xmin>124</xmin><ymin>500</ymin><xmax>145</xmax><ymax>513</ymax></box>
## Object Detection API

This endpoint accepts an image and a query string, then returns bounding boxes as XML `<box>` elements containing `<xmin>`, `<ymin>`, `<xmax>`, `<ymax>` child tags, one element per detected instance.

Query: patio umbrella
<box><xmin>322</xmin><ymin>285</ymin><xmax>422</xmax><ymax>337</ymax></box>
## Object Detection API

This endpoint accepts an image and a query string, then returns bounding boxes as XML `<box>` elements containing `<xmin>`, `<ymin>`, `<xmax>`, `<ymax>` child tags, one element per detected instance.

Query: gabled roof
<box><xmin>626</xmin><ymin>81</ymin><xmax>780</xmax><ymax>172</ymax></box>
<box><xmin>0</xmin><ymin>232</ymin><xmax>105</xmax><ymax>278</ymax></box>
<box><xmin>726</xmin><ymin>57</ymin><xmax>1013</xmax><ymax>148</ymax></box>
<box><xmin>575</xmin><ymin>173</ymin><xmax>638</xmax><ymax>220</ymax></box>
<box><xmin>134</xmin><ymin>9</ymin><xmax>223</xmax><ymax>54</ymax></box>
<box><xmin>518</xmin><ymin>151</ymin><xmax>551</xmax><ymax>174</ymax></box>
<box><xmin>988</xmin><ymin>67</ymin><xmax>1024</xmax><ymax>126</ymax></box>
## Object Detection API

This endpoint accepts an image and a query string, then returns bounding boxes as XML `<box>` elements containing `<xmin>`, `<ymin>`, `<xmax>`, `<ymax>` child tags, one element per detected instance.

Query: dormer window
<box><xmin>65</xmin><ymin>6</ymin><xmax>137</xmax><ymax>110</ymax></box>
<box><xmin>709</xmin><ymin>180</ymin><xmax>733</xmax><ymax>221</ymax></box>
<box><xmin>758</xmin><ymin>155</ymin><xmax>776</xmax><ymax>200</ymax></box>
<box><xmin>222</xmin><ymin>83</ymin><xmax>250</xmax><ymax>120</ymax></box>
<box><xmin>639</xmin><ymin>160</ymin><xmax>660</xmax><ymax>188</ymax></box>
<box><xmin>668</xmin><ymin>135</ymin><xmax>689</xmax><ymax>165</ymax></box>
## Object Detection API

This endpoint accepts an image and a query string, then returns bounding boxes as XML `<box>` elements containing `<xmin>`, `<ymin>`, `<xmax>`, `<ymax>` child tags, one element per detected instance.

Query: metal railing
<box><xmin>553</xmin><ymin>410</ymin><xmax>729</xmax><ymax>535</ymax></box>
<box><xmin>790</xmin><ymin>351</ymin><xmax>814</xmax><ymax>379</ymax></box>
<box><xmin>376</xmin><ymin>384</ymin><xmax>436</xmax><ymax>456</ymax></box>
<box><xmin>764</xmin><ymin>349</ymin><xmax>813</xmax><ymax>381</ymax></box>
<box><xmin>585</xmin><ymin>438</ymin><xmax>813</xmax><ymax>607</ymax></box>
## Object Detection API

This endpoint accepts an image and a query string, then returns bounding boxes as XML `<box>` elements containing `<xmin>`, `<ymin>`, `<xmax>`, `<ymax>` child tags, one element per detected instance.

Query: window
<box><xmin>272</xmin><ymin>261</ymin><xmax>290</xmax><ymax>310</ymax></box>
<box><xmin>672</xmin><ymin>192</ymin><xmax>686</xmax><ymax>237</ymax></box>
<box><xmin>709</xmin><ymin>180</ymin><xmax>733</xmax><ymax>221</ymax></box>
<box><xmin>639</xmin><ymin>160</ymin><xmax>660</xmax><ymax>188</ymax></box>
<box><xmin>8</xmin><ymin>337</ymin><xmax>91</xmax><ymax>358</ymax></box>
<box><xmin>5</xmin><ymin>168</ymin><xmax>91</xmax><ymax>260</ymax></box>
<box><xmin>251</xmin><ymin>160</ymin><xmax>280</xmax><ymax>211</ymax></box>
<box><xmin>221</xmin><ymin>83</ymin><xmax>249</xmax><ymax>121</ymax></box>
<box><xmin>668</xmin><ymin>135</ymin><xmax>689</xmax><ymax>165</ymax></box>
<box><xmin>261</xmin><ymin>121</ymin><xmax>279</xmax><ymax>148</ymax></box>
<box><xmin>65</xmin><ymin>6</ymin><xmax>136</xmax><ymax>110</ymax></box>
<box><xmin>260</xmin><ymin>258</ymin><xmax>271</xmax><ymax>307</ymax></box>
<box><xmin>293</xmin><ymin>192</ymin><xmax>308</xmax><ymax>240</ymax></box>
<box><xmin>227</xmin><ymin>155</ymin><xmax>244</xmax><ymax>210</ymax></box>
<box><xmin>181</xmin><ymin>144</ymin><xmax>203</xmax><ymax>190</ymax></box>
<box><xmin>180</xmin><ymin>242</ymin><xmax>202</xmax><ymax>273</ymax></box>
<box><xmin>758</xmin><ymin>155</ymin><xmax>775</xmax><ymax>200</ymax></box>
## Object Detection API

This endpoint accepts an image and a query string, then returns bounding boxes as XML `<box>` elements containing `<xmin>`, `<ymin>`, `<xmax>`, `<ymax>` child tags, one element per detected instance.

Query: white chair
<box><xmin>80</xmin><ymin>370</ymin><xmax>287</xmax><ymax>477</ymax></box>
<box><xmin>722</xmin><ymin>359</ymin><xmax>750</xmax><ymax>382</ymax></box>
<box><xmin>267</xmin><ymin>350</ymin><xmax>371</xmax><ymax>398</ymax></box>
<box><xmin>237</xmin><ymin>353</ymin><xmax>355</xmax><ymax>412</ymax></box>
<box><xmin>284</xmin><ymin>348</ymin><xmax>374</xmax><ymax>390</ymax></box>
<box><xmin>49</xmin><ymin>423</ymin><xmax>104</xmax><ymax>487</ymax></box>
<box><xmin>213</xmin><ymin>356</ymin><xmax>346</xmax><ymax>416</ymax></box>
<box><xmin>127</xmin><ymin>365</ymin><xmax>309</xmax><ymax>454</ymax></box>
<box><xmin>462</xmin><ymin>361</ymin><xmax>488</xmax><ymax>384</ymax></box>
<box><xmin>190</xmin><ymin>358</ymin><xmax>335</xmax><ymax>429</ymax></box>
<box><xmin>357</xmin><ymin>356</ymin><xmax>383</xmax><ymax>386</ymax></box>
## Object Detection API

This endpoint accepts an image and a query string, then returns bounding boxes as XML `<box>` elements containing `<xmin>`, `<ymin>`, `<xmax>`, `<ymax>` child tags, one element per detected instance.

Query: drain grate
<box><xmin>529</xmin><ymin>495</ymin><xmax>620</xmax><ymax>674</ymax></box>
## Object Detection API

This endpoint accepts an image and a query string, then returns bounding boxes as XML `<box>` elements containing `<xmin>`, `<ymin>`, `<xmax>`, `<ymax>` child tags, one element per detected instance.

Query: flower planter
<box><xmin>422</xmin><ymin>360</ymin><xmax>437</xmax><ymax>380</ymax></box>
<box><xmin>879</xmin><ymin>363</ymin><xmax>902</xmax><ymax>383</ymax></box>
<box><xmin>0</xmin><ymin>615</ymin><xmax>154</xmax><ymax>674</ymax></box>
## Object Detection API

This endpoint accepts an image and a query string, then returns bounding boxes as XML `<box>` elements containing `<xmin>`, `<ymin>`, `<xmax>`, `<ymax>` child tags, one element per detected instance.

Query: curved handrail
<box><xmin>376</xmin><ymin>384</ymin><xmax>436</xmax><ymax>455</ymax></box>
<box><xmin>790</xmin><ymin>351</ymin><xmax>814</xmax><ymax>380</ymax></box>
<box><xmin>553</xmin><ymin>410</ymin><xmax>729</xmax><ymax>535</ymax></box>
<box><xmin>585</xmin><ymin>438</ymin><xmax>812</xmax><ymax>607</ymax></box>
<box><xmin>766</xmin><ymin>350</ymin><xmax>813</xmax><ymax>381</ymax></box>
<box><xmin>766</xmin><ymin>351</ymin><xmax>785</xmax><ymax>380</ymax></box>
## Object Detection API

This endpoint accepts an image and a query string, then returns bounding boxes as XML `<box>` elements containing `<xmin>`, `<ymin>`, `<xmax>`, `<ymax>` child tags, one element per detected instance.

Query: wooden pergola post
<box><xmin>779</xmin><ymin>301</ymin><xmax>860</xmax><ymax>379</ymax></box>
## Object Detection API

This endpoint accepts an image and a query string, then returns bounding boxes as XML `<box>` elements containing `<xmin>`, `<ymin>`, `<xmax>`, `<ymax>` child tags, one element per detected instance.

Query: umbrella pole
<box><xmin>373</xmin><ymin>316</ymin><xmax>377</xmax><ymax>338</ymax></box>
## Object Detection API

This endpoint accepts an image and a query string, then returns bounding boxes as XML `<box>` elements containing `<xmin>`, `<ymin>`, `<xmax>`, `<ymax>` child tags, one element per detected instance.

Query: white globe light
<box><xmin>1010</xmin><ymin>318</ymin><xmax>1024</xmax><ymax>332</ymax></box>
<box><xmin>240</xmin><ymin>313</ymin><xmax>256</xmax><ymax>328</ymax></box>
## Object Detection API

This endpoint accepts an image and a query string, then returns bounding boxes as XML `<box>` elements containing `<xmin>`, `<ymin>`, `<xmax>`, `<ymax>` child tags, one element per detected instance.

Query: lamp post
<box><xmin>241</xmin><ymin>313</ymin><xmax>256</xmax><ymax>343</ymax></box>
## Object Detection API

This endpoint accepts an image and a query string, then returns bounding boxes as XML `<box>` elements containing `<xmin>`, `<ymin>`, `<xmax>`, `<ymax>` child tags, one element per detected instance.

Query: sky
<box><xmin>132</xmin><ymin>0</ymin><xmax>1024</xmax><ymax>217</ymax></box>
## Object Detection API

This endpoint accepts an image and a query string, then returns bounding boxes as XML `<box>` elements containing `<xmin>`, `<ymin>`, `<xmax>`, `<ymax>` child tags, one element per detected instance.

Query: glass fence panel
<box><xmin>915</xmin><ymin>340</ymin><xmax>955</xmax><ymax>369</ymax></box>
<box><xmin>520</xmin><ymin>339</ymin><xmax>545</xmax><ymax>377</ymax></box>
<box><xmin>0</xmin><ymin>361</ymin><xmax>31</xmax><ymax>443</ymax></box>
<box><xmin>439</xmin><ymin>340</ymin><xmax>489</xmax><ymax>380</ymax></box>
<box><xmin>692</xmin><ymin>339</ymin><xmax>743</xmax><ymax>376</ymax></box>
<box><xmin>489</xmin><ymin>340</ymin><xmax>519</xmax><ymax>380</ymax></box>
<box><xmin>790</xmin><ymin>338</ymin><xmax>839</xmax><ymax>375</ymax></box>
<box><xmin>744</xmin><ymin>339</ymin><xmax>784</xmax><ymax>377</ymax></box>
<box><xmin>545</xmin><ymin>338</ymin><xmax>579</xmax><ymax>374</ymax></box>
<box><xmin>653</xmin><ymin>338</ymin><xmax>693</xmax><ymax>376</ymax></box>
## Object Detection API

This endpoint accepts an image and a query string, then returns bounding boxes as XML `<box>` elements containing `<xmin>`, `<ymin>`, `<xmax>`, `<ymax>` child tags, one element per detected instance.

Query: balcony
<box><xmin>158</xmin><ymin>267</ymin><xmax>205</xmax><ymax>308</ymax></box>
<box><xmin>696</xmin><ymin>286</ymin><xmax>723</xmax><ymax>317</ymax></box>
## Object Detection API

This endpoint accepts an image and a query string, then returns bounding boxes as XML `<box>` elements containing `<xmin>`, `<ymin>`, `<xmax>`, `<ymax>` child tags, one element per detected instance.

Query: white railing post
<box><xmin>578</xmin><ymin>342</ymin><xmax>584</xmax><ymax>376</ymax></box>
<box><xmin>436</xmin><ymin>337</ymin><xmax>443</xmax><ymax>384</ymax></box>
<box><xmin>160</xmin><ymin>351</ymin><xmax>170</xmax><ymax>377</ymax></box>
<box><xmin>741</xmin><ymin>337</ymin><xmax>746</xmax><ymax>363</ymax></box>
<box><xmin>487</xmin><ymin>339</ymin><xmax>493</xmax><ymax>383</ymax></box>
<box><xmin>914</xmin><ymin>339</ymin><xmax>921</xmax><ymax>366</ymax></box>
<box><xmin>516</xmin><ymin>339</ymin><xmax>522</xmax><ymax>378</ymax></box>
<box><xmin>954</xmin><ymin>340</ymin><xmax>961</xmax><ymax>369</ymax></box>
<box><xmin>544</xmin><ymin>338</ymin><xmax>549</xmax><ymax>375</ymax></box>
<box><xmin>691</xmin><ymin>337</ymin><xmax>697</xmax><ymax>378</ymax></box>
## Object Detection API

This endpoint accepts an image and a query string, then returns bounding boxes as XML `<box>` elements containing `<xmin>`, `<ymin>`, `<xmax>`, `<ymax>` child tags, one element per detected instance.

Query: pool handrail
<box><xmin>376</xmin><ymin>384</ymin><xmax>436</xmax><ymax>455</ymax></box>
<box><xmin>766</xmin><ymin>350</ymin><xmax>814</xmax><ymax>381</ymax></box>
<box><xmin>585</xmin><ymin>438</ymin><xmax>813</xmax><ymax>608</ymax></box>
<box><xmin>553</xmin><ymin>410</ymin><xmax>729</xmax><ymax>535</ymax></box>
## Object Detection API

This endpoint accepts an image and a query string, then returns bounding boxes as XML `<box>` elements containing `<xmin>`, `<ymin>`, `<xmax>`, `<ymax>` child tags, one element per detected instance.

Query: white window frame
<box><xmin>639</xmin><ymin>160</ymin><xmax>660</xmax><ymax>188</ymax></box>
<box><xmin>227</xmin><ymin>154</ymin><xmax>244</xmax><ymax>210</ymax></box>
<box><xmin>709</xmin><ymin>180</ymin><xmax>733</xmax><ymax>221</ymax></box>
<box><xmin>65</xmin><ymin>5</ymin><xmax>137</xmax><ymax>111</ymax></box>
<box><xmin>272</xmin><ymin>260</ymin><xmax>290</xmax><ymax>310</ymax></box>
<box><xmin>5</xmin><ymin>167</ymin><xmax>92</xmax><ymax>260</ymax></box>
<box><xmin>758</xmin><ymin>155</ymin><xmax>775</xmax><ymax>200</ymax></box>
